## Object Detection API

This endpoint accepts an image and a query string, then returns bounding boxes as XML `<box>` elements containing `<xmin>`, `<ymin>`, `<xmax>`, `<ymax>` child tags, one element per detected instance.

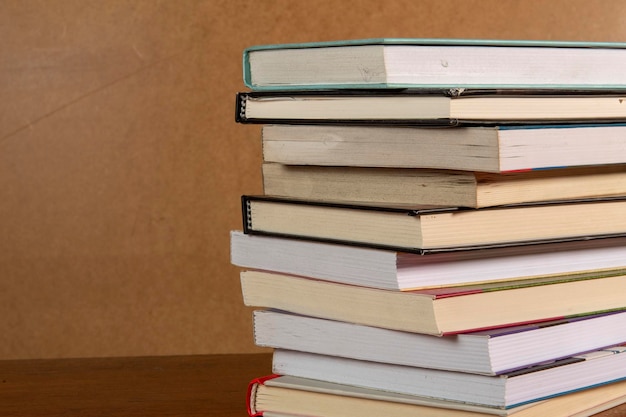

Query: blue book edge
<box><xmin>507</xmin><ymin>376</ymin><xmax>626</xmax><ymax>409</ymax></box>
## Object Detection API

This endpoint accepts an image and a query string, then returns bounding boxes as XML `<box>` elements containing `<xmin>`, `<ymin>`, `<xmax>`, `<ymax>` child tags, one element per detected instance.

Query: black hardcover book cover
<box><xmin>240</xmin><ymin>195</ymin><xmax>626</xmax><ymax>254</ymax></box>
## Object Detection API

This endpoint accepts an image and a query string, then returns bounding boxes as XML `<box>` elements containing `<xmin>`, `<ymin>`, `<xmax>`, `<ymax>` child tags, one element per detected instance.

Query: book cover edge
<box><xmin>247</xmin><ymin>374</ymin><xmax>282</xmax><ymax>417</ymax></box>
<box><xmin>243</xmin><ymin>38</ymin><xmax>626</xmax><ymax>53</ymax></box>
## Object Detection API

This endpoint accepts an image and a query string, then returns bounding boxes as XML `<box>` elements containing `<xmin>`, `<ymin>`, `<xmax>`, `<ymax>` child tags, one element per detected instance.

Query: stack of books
<box><xmin>231</xmin><ymin>38</ymin><xmax>626</xmax><ymax>417</ymax></box>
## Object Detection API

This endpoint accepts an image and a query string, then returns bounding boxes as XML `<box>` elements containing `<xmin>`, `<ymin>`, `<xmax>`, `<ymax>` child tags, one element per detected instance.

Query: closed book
<box><xmin>240</xmin><ymin>270</ymin><xmax>626</xmax><ymax>335</ymax></box>
<box><xmin>253</xmin><ymin>309</ymin><xmax>626</xmax><ymax>375</ymax></box>
<box><xmin>271</xmin><ymin>347</ymin><xmax>626</xmax><ymax>409</ymax></box>
<box><xmin>261</xmin><ymin>123</ymin><xmax>626</xmax><ymax>173</ymax></box>
<box><xmin>230</xmin><ymin>231</ymin><xmax>626</xmax><ymax>291</ymax></box>
<box><xmin>236</xmin><ymin>91</ymin><xmax>626</xmax><ymax>125</ymax></box>
<box><xmin>248</xmin><ymin>374</ymin><xmax>626</xmax><ymax>417</ymax></box>
<box><xmin>241</xmin><ymin>195</ymin><xmax>626</xmax><ymax>252</ymax></box>
<box><xmin>262</xmin><ymin>163</ymin><xmax>626</xmax><ymax>208</ymax></box>
<box><xmin>243</xmin><ymin>38</ymin><xmax>626</xmax><ymax>91</ymax></box>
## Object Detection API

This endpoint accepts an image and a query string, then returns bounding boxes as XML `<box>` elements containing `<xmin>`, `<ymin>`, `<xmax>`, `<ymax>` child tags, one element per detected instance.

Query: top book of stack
<box><xmin>243</xmin><ymin>38</ymin><xmax>626</xmax><ymax>91</ymax></box>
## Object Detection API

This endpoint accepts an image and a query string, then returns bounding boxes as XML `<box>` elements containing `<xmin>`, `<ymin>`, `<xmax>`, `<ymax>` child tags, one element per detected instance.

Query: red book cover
<box><xmin>247</xmin><ymin>374</ymin><xmax>281</xmax><ymax>417</ymax></box>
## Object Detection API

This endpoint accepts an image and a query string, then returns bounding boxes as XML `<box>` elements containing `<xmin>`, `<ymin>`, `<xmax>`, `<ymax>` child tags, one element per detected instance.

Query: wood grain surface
<box><xmin>0</xmin><ymin>353</ymin><xmax>624</xmax><ymax>416</ymax></box>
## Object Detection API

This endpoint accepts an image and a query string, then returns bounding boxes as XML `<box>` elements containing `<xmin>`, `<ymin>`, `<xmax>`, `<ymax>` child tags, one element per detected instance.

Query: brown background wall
<box><xmin>2</xmin><ymin>0</ymin><xmax>626</xmax><ymax>359</ymax></box>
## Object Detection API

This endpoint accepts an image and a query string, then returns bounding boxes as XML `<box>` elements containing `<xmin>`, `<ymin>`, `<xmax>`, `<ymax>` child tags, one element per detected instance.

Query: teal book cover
<box><xmin>243</xmin><ymin>38</ymin><xmax>626</xmax><ymax>91</ymax></box>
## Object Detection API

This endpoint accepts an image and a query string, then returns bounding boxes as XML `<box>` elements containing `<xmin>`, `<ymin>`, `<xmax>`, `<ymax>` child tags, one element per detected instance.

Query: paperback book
<box><xmin>262</xmin><ymin>163</ymin><xmax>626</xmax><ymax>208</ymax></box>
<box><xmin>261</xmin><ymin>124</ymin><xmax>626</xmax><ymax>173</ymax></box>
<box><xmin>240</xmin><ymin>270</ymin><xmax>626</xmax><ymax>335</ymax></box>
<box><xmin>231</xmin><ymin>231</ymin><xmax>626</xmax><ymax>290</ymax></box>
<box><xmin>253</xmin><ymin>309</ymin><xmax>626</xmax><ymax>375</ymax></box>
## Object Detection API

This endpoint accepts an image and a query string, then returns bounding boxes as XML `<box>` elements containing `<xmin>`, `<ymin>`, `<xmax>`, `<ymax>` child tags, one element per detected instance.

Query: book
<box><xmin>243</xmin><ymin>38</ymin><xmax>626</xmax><ymax>91</ymax></box>
<box><xmin>236</xmin><ymin>91</ymin><xmax>626</xmax><ymax>125</ymax></box>
<box><xmin>262</xmin><ymin>163</ymin><xmax>626</xmax><ymax>208</ymax></box>
<box><xmin>261</xmin><ymin>123</ymin><xmax>626</xmax><ymax>173</ymax></box>
<box><xmin>253</xmin><ymin>309</ymin><xmax>626</xmax><ymax>375</ymax></box>
<box><xmin>271</xmin><ymin>346</ymin><xmax>626</xmax><ymax>409</ymax></box>
<box><xmin>241</xmin><ymin>195</ymin><xmax>626</xmax><ymax>252</ymax></box>
<box><xmin>230</xmin><ymin>231</ymin><xmax>626</xmax><ymax>290</ymax></box>
<box><xmin>240</xmin><ymin>270</ymin><xmax>626</xmax><ymax>335</ymax></box>
<box><xmin>248</xmin><ymin>374</ymin><xmax>626</xmax><ymax>417</ymax></box>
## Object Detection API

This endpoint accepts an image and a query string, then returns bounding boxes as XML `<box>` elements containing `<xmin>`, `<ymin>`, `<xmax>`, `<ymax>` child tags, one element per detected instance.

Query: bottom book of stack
<box><xmin>248</xmin><ymin>374</ymin><xmax>626</xmax><ymax>417</ymax></box>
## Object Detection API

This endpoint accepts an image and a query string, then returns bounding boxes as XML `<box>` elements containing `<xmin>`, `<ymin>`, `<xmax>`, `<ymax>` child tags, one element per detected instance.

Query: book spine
<box><xmin>247</xmin><ymin>374</ymin><xmax>281</xmax><ymax>417</ymax></box>
<box><xmin>242</xmin><ymin>51</ymin><xmax>253</xmax><ymax>89</ymax></box>
<box><xmin>233</xmin><ymin>91</ymin><xmax>462</xmax><ymax>126</ymax></box>
<box><xmin>241</xmin><ymin>195</ymin><xmax>253</xmax><ymax>234</ymax></box>
<box><xmin>235</xmin><ymin>93</ymin><xmax>249</xmax><ymax>123</ymax></box>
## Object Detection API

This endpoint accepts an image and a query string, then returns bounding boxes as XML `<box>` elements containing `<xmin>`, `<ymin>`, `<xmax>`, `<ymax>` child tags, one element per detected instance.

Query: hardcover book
<box><xmin>249</xmin><ymin>375</ymin><xmax>626</xmax><ymax>417</ymax></box>
<box><xmin>243</xmin><ymin>38</ymin><xmax>626</xmax><ymax>91</ymax></box>
<box><xmin>236</xmin><ymin>90</ymin><xmax>626</xmax><ymax>125</ymax></box>
<box><xmin>241</xmin><ymin>195</ymin><xmax>626</xmax><ymax>252</ymax></box>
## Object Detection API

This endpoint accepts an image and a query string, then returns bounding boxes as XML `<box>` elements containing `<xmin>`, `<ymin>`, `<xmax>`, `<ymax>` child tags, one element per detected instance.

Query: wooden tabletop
<box><xmin>0</xmin><ymin>353</ymin><xmax>624</xmax><ymax>416</ymax></box>
<box><xmin>0</xmin><ymin>353</ymin><xmax>272</xmax><ymax>416</ymax></box>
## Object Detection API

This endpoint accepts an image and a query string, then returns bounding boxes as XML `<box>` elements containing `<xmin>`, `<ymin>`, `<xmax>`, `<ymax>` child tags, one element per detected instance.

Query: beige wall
<box><xmin>2</xmin><ymin>0</ymin><xmax>626</xmax><ymax>359</ymax></box>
